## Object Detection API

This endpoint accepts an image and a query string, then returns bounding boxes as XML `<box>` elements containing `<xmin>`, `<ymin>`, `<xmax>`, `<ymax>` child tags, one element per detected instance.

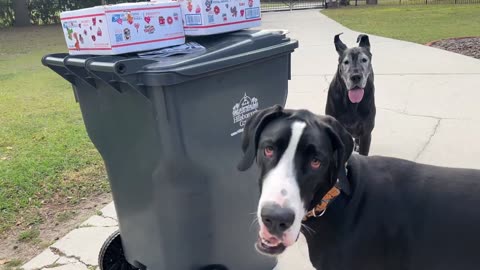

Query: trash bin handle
<box><xmin>86</xmin><ymin>57</ymin><xmax>156</xmax><ymax>101</ymax></box>
<box><xmin>62</xmin><ymin>55</ymin><xmax>99</xmax><ymax>89</ymax></box>
<box><xmin>87</xmin><ymin>61</ymin><xmax>117</xmax><ymax>73</ymax></box>
<box><xmin>85</xmin><ymin>56</ymin><xmax>127</xmax><ymax>73</ymax></box>
<box><xmin>42</xmin><ymin>54</ymin><xmax>69</xmax><ymax>67</ymax></box>
<box><xmin>41</xmin><ymin>54</ymin><xmax>78</xmax><ymax>87</ymax></box>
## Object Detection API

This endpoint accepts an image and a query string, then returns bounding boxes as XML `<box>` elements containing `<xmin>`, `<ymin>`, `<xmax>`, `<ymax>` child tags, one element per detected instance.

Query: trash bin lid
<box><xmin>42</xmin><ymin>29</ymin><xmax>298</xmax><ymax>87</ymax></box>
<box><xmin>134</xmin><ymin>29</ymin><xmax>298</xmax><ymax>85</ymax></box>
<box><xmin>144</xmin><ymin>29</ymin><xmax>295</xmax><ymax>70</ymax></box>
<box><xmin>97</xmin><ymin>29</ymin><xmax>298</xmax><ymax>85</ymax></box>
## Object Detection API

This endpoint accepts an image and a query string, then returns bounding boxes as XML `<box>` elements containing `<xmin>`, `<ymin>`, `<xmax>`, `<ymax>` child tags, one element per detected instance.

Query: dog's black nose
<box><xmin>350</xmin><ymin>74</ymin><xmax>362</xmax><ymax>84</ymax></box>
<box><xmin>261</xmin><ymin>204</ymin><xmax>295</xmax><ymax>236</ymax></box>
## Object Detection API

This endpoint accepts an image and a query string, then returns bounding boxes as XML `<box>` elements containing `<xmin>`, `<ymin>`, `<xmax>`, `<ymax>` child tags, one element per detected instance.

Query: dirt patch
<box><xmin>427</xmin><ymin>37</ymin><xmax>480</xmax><ymax>60</ymax></box>
<box><xmin>0</xmin><ymin>165</ymin><xmax>112</xmax><ymax>269</ymax></box>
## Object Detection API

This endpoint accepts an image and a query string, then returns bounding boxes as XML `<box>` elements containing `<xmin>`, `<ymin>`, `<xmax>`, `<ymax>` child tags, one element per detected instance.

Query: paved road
<box><xmin>23</xmin><ymin>9</ymin><xmax>480</xmax><ymax>270</ymax></box>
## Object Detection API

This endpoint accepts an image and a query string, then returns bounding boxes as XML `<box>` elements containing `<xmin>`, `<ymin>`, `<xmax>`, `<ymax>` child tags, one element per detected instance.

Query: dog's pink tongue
<box><xmin>348</xmin><ymin>88</ymin><xmax>365</xmax><ymax>103</ymax></box>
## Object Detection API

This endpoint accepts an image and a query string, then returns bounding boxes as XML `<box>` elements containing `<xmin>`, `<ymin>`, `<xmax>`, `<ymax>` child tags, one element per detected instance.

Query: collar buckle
<box><xmin>312</xmin><ymin>208</ymin><xmax>326</xmax><ymax>218</ymax></box>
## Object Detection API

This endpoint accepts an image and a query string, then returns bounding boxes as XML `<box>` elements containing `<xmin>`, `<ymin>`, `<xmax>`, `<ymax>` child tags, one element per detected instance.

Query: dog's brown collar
<box><xmin>303</xmin><ymin>185</ymin><xmax>341</xmax><ymax>221</ymax></box>
<box><xmin>304</xmin><ymin>163</ymin><xmax>349</xmax><ymax>221</ymax></box>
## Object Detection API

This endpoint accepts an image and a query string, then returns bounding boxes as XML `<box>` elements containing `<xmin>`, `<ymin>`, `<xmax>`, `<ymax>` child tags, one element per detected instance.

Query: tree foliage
<box><xmin>1</xmin><ymin>0</ymin><xmax>144</xmax><ymax>27</ymax></box>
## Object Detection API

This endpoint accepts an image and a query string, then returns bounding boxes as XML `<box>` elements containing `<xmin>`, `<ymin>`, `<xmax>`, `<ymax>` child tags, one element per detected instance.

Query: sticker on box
<box><xmin>185</xmin><ymin>14</ymin><xmax>203</xmax><ymax>26</ymax></box>
<box><xmin>245</xmin><ymin>7</ymin><xmax>260</xmax><ymax>19</ymax></box>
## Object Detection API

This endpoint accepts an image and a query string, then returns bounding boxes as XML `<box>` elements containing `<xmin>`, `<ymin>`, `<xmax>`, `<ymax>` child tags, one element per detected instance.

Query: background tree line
<box><xmin>1</xmin><ymin>0</ymin><xmax>144</xmax><ymax>27</ymax></box>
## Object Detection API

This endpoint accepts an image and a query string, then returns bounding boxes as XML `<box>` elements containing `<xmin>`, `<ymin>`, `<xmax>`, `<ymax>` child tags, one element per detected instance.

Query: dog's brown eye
<box><xmin>362</xmin><ymin>58</ymin><xmax>368</xmax><ymax>63</ymax></box>
<box><xmin>264</xmin><ymin>146</ymin><xmax>274</xmax><ymax>158</ymax></box>
<box><xmin>311</xmin><ymin>158</ymin><xmax>321</xmax><ymax>169</ymax></box>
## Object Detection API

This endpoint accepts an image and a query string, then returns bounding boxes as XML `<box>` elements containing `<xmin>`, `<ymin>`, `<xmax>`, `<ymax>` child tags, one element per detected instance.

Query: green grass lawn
<box><xmin>0</xmin><ymin>26</ymin><xmax>109</xmax><ymax>235</ymax></box>
<box><xmin>322</xmin><ymin>5</ymin><xmax>480</xmax><ymax>44</ymax></box>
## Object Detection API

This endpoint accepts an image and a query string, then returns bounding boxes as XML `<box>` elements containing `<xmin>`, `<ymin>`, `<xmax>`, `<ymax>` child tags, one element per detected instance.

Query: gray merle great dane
<box><xmin>326</xmin><ymin>33</ymin><xmax>376</xmax><ymax>156</ymax></box>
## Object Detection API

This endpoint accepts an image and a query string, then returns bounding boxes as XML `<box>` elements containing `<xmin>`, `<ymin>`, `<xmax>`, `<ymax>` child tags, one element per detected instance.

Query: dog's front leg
<box><xmin>358</xmin><ymin>133</ymin><xmax>371</xmax><ymax>156</ymax></box>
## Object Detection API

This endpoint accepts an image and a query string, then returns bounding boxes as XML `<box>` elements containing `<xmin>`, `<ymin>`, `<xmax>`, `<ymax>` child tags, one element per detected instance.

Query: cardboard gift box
<box><xmin>60</xmin><ymin>2</ymin><xmax>185</xmax><ymax>55</ymax></box>
<box><xmin>173</xmin><ymin>0</ymin><xmax>261</xmax><ymax>36</ymax></box>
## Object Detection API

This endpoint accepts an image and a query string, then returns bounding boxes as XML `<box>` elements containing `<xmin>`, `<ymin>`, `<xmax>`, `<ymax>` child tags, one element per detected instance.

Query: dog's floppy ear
<box><xmin>357</xmin><ymin>34</ymin><xmax>370</xmax><ymax>50</ymax></box>
<box><xmin>334</xmin><ymin>33</ymin><xmax>347</xmax><ymax>55</ymax></box>
<box><xmin>323</xmin><ymin>116</ymin><xmax>354</xmax><ymax>195</ymax></box>
<box><xmin>237</xmin><ymin>105</ymin><xmax>285</xmax><ymax>171</ymax></box>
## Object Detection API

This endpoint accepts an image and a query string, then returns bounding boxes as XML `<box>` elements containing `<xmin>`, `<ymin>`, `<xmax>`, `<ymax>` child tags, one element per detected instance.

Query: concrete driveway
<box><xmin>23</xmin><ymin>9</ymin><xmax>480</xmax><ymax>270</ymax></box>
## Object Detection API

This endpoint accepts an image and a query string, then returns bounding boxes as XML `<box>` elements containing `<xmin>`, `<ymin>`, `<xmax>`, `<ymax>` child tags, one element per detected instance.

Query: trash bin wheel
<box><xmin>99</xmin><ymin>230</ymin><xmax>138</xmax><ymax>270</ymax></box>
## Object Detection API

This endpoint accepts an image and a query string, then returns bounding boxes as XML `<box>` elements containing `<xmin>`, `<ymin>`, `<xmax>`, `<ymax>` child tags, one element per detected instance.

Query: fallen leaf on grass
<box><xmin>0</xmin><ymin>259</ymin><xmax>11</xmax><ymax>265</ymax></box>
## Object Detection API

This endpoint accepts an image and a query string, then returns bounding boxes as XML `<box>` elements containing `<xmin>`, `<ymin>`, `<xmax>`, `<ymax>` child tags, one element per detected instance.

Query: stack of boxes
<box><xmin>60</xmin><ymin>0</ymin><xmax>261</xmax><ymax>55</ymax></box>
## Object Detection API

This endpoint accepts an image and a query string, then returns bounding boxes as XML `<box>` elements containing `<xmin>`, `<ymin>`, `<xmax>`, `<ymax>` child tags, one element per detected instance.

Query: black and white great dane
<box><xmin>237</xmin><ymin>105</ymin><xmax>480</xmax><ymax>270</ymax></box>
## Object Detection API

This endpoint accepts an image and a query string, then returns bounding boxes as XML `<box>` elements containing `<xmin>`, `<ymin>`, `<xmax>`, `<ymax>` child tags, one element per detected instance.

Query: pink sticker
<box><xmin>159</xmin><ymin>16</ymin><xmax>165</xmax><ymax>25</ymax></box>
<box><xmin>144</xmin><ymin>25</ymin><xmax>155</xmax><ymax>34</ymax></box>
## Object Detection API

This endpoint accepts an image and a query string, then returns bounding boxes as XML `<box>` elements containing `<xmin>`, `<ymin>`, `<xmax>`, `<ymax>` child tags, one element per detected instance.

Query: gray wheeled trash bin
<box><xmin>42</xmin><ymin>29</ymin><xmax>298</xmax><ymax>270</ymax></box>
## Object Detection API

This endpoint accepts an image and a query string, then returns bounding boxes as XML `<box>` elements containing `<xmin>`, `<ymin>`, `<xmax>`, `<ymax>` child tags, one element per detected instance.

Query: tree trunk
<box><xmin>13</xmin><ymin>0</ymin><xmax>30</xmax><ymax>26</ymax></box>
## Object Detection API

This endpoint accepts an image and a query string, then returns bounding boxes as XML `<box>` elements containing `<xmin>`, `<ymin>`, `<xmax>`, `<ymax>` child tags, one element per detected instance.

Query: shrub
<box><xmin>0</xmin><ymin>0</ymin><xmax>14</xmax><ymax>27</ymax></box>
<box><xmin>0</xmin><ymin>0</ymin><xmax>145</xmax><ymax>27</ymax></box>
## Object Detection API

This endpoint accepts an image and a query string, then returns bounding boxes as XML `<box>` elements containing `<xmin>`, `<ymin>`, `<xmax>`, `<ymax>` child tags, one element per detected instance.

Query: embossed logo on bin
<box><xmin>231</xmin><ymin>93</ymin><xmax>259</xmax><ymax>137</ymax></box>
